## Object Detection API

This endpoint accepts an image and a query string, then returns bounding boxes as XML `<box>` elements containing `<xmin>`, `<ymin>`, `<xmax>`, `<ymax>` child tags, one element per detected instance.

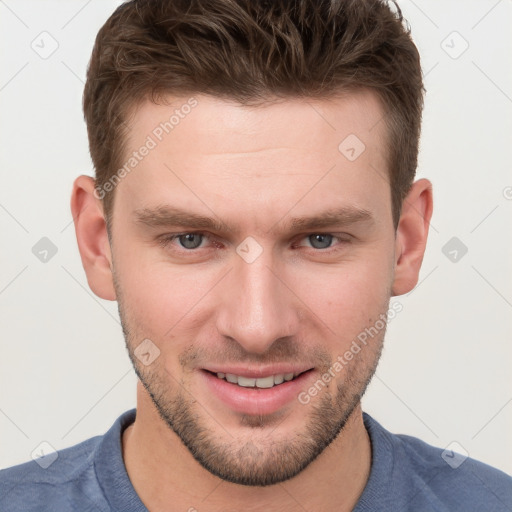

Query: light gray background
<box><xmin>1</xmin><ymin>0</ymin><xmax>511</xmax><ymax>474</ymax></box>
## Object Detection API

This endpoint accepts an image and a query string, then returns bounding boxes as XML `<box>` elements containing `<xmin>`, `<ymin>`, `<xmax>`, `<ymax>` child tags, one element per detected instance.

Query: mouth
<box><xmin>200</xmin><ymin>368</ymin><xmax>316</xmax><ymax>416</ymax></box>
<box><xmin>204</xmin><ymin>369</ymin><xmax>311</xmax><ymax>389</ymax></box>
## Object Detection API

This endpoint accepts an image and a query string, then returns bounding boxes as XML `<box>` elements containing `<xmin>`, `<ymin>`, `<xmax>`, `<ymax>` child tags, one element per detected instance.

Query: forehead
<box><xmin>115</xmin><ymin>91</ymin><xmax>391</xmax><ymax>232</ymax></box>
<box><xmin>127</xmin><ymin>90</ymin><xmax>387</xmax><ymax>157</ymax></box>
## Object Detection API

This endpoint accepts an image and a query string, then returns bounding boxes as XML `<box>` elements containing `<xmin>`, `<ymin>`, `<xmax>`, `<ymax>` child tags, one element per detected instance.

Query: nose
<box><xmin>215</xmin><ymin>246</ymin><xmax>301</xmax><ymax>355</ymax></box>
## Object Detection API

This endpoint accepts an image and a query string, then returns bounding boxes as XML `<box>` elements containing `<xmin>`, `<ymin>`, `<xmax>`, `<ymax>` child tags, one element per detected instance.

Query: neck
<box><xmin>122</xmin><ymin>382</ymin><xmax>371</xmax><ymax>512</ymax></box>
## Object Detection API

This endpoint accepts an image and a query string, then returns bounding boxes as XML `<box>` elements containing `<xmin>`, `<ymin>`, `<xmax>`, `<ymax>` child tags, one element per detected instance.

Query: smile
<box><xmin>211</xmin><ymin>371</ymin><xmax>305</xmax><ymax>388</ymax></box>
<box><xmin>201</xmin><ymin>368</ymin><xmax>316</xmax><ymax>415</ymax></box>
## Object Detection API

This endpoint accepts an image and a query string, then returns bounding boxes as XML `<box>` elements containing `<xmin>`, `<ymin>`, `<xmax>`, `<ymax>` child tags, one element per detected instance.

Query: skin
<box><xmin>71</xmin><ymin>90</ymin><xmax>433</xmax><ymax>511</ymax></box>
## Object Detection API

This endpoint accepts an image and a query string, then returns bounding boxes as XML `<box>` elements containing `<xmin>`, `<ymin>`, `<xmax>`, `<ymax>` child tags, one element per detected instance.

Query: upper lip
<box><xmin>202</xmin><ymin>365</ymin><xmax>313</xmax><ymax>379</ymax></box>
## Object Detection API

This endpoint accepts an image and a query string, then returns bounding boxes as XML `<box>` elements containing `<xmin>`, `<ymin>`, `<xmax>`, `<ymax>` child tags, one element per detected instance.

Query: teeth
<box><xmin>254</xmin><ymin>375</ymin><xmax>274</xmax><ymax>388</ymax></box>
<box><xmin>237</xmin><ymin>376</ymin><xmax>256</xmax><ymax>387</ymax></box>
<box><xmin>216</xmin><ymin>371</ymin><xmax>301</xmax><ymax>388</ymax></box>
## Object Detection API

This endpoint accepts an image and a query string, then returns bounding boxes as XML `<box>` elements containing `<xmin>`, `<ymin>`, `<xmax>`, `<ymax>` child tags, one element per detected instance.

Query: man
<box><xmin>1</xmin><ymin>0</ymin><xmax>511</xmax><ymax>510</ymax></box>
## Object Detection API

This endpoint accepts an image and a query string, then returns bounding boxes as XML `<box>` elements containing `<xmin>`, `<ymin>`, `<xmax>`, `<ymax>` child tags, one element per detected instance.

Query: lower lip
<box><xmin>200</xmin><ymin>369</ymin><xmax>314</xmax><ymax>416</ymax></box>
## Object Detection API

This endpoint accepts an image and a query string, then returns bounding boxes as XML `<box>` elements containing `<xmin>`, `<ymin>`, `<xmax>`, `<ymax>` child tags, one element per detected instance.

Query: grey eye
<box><xmin>178</xmin><ymin>233</ymin><xmax>203</xmax><ymax>249</ymax></box>
<box><xmin>308</xmin><ymin>234</ymin><xmax>333</xmax><ymax>249</ymax></box>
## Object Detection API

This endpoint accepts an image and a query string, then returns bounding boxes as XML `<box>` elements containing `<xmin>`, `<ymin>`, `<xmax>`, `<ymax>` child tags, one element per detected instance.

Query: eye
<box><xmin>176</xmin><ymin>233</ymin><xmax>204</xmax><ymax>249</ymax></box>
<box><xmin>159</xmin><ymin>232</ymin><xmax>207</xmax><ymax>250</ymax></box>
<box><xmin>306</xmin><ymin>234</ymin><xmax>334</xmax><ymax>250</ymax></box>
<box><xmin>294</xmin><ymin>233</ymin><xmax>352</xmax><ymax>252</ymax></box>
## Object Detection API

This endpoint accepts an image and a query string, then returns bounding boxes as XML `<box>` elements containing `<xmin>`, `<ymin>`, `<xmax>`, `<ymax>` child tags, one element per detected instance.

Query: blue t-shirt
<box><xmin>1</xmin><ymin>409</ymin><xmax>511</xmax><ymax>511</ymax></box>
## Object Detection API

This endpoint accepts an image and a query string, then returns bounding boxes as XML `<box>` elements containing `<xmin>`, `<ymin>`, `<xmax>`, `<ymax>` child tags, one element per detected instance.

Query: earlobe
<box><xmin>391</xmin><ymin>178</ymin><xmax>433</xmax><ymax>296</ymax></box>
<box><xmin>70</xmin><ymin>175</ymin><xmax>116</xmax><ymax>301</ymax></box>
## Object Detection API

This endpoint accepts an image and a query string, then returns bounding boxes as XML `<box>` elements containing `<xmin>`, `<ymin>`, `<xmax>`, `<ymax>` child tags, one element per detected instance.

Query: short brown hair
<box><xmin>83</xmin><ymin>0</ymin><xmax>424</xmax><ymax>228</ymax></box>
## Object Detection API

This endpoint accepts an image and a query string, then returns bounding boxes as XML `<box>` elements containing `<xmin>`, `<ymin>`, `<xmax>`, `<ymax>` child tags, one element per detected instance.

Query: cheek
<box><xmin>291</xmin><ymin>253</ymin><xmax>393</xmax><ymax>343</ymax></box>
<box><xmin>115</xmin><ymin>250</ymin><xmax>220</xmax><ymax>340</ymax></box>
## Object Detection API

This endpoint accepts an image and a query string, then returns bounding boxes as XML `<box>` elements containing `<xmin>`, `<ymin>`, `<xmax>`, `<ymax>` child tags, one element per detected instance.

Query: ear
<box><xmin>392</xmin><ymin>178</ymin><xmax>433</xmax><ymax>296</ymax></box>
<box><xmin>70</xmin><ymin>175</ymin><xmax>116</xmax><ymax>300</ymax></box>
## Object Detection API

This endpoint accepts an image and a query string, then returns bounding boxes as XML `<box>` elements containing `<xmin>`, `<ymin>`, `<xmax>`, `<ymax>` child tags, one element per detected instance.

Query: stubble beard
<box><xmin>115</xmin><ymin>276</ymin><xmax>385</xmax><ymax>486</ymax></box>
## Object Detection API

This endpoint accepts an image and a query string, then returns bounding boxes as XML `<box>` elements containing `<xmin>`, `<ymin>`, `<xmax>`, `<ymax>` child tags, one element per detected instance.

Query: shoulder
<box><xmin>0</xmin><ymin>409</ymin><xmax>137</xmax><ymax>512</ymax></box>
<box><xmin>361</xmin><ymin>413</ymin><xmax>512</xmax><ymax>511</ymax></box>
<box><xmin>0</xmin><ymin>435</ymin><xmax>106</xmax><ymax>512</ymax></box>
<box><xmin>396</xmin><ymin>430</ymin><xmax>512</xmax><ymax>506</ymax></box>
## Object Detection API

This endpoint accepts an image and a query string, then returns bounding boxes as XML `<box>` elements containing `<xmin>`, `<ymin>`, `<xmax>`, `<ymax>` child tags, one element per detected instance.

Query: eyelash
<box><xmin>158</xmin><ymin>232</ymin><xmax>351</xmax><ymax>253</ymax></box>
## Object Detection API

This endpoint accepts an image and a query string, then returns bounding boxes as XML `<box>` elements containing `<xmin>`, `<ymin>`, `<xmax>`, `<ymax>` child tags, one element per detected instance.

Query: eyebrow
<box><xmin>134</xmin><ymin>205</ymin><xmax>374</xmax><ymax>235</ymax></box>
<box><xmin>135</xmin><ymin>206</ymin><xmax>229</xmax><ymax>232</ymax></box>
<box><xmin>285</xmin><ymin>207</ymin><xmax>374</xmax><ymax>232</ymax></box>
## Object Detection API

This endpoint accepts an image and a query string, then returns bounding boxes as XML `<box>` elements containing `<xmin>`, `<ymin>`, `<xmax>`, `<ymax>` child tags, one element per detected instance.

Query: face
<box><xmin>110</xmin><ymin>91</ymin><xmax>397</xmax><ymax>486</ymax></box>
